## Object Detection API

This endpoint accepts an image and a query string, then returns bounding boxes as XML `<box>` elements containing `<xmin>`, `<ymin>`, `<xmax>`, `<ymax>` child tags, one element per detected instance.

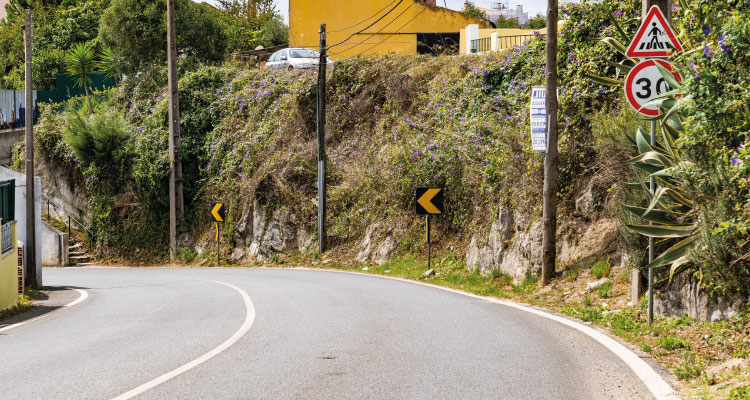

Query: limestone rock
<box><xmin>465</xmin><ymin>235</ymin><xmax>480</xmax><ymax>271</ymax></box>
<box><xmin>654</xmin><ymin>271</ymin><xmax>745</xmax><ymax>321</ymax></box>
<box><xmin>575</xmin><ymin>185</ymin><xmax>596</xmax><ymax>216</ymax></box>
<box><xmin>586</xmin><ymin>278</ymin><xmax>610</xmax><ymax>292</ymax></box>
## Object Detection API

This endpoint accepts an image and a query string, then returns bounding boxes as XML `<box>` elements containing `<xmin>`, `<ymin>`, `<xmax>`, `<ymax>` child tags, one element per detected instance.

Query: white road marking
<box><xmin>0</xmin><ymin>288</ymin><xmax>88</xmax><ymax>333</ymax></box>
<box><xmin>300</xmin><ymin>268</ymin><xmax>679</xmax><ymax>400</ymax></box>
<box><xmin>111</xmin><ymin>280</ymin><xmax>256</xmax><ymax>400</ymax></box>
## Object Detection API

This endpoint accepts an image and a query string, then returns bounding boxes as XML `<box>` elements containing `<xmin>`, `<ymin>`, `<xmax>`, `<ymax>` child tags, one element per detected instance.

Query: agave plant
<box><xmin>587</xmin><ymin>4</ymin><xmax>700</xmax><ymax>283</ymax></box>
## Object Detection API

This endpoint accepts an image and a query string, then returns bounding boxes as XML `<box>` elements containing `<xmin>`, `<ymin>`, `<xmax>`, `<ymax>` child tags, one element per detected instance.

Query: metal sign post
<box><xmin>623</xmin><ymin>4</ymin><xmax>681</xmax><ymax>326</ymax></box>
<box><xmin>210</xmin><ymin>202</ymin><xmax>225</xmax><ymax>267</ymax></box>
<box><xmin>416</xmin><ymin>188</ymin><xmax>443</xmax><ymax>271</ymax></box>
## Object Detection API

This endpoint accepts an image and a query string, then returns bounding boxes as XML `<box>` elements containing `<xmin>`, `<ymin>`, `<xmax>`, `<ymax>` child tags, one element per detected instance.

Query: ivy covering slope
<box><xmin>24</xmin><ymin>0</ymin><xmax>749</xmax><ymax>296</ymax></box>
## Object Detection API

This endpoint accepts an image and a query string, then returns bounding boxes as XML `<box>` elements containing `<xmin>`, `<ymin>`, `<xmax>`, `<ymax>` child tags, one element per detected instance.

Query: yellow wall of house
<box><xmin>458</xmin><ymin>22</ymin><xmax>565</xmax><ymax>54</ymax></box>
<box><xmin>0</xmin><ymin>223</ymin><xmax>18</xmax><ymax>312</ymax></box>
<box><xmin>290</xmin><ymin>0</ymin><xmax>492</xmax><ymax>59</ymax></box>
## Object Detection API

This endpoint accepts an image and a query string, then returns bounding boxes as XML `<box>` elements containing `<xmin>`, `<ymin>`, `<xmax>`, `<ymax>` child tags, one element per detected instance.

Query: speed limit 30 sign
<box><xmin>625</xmin><ymin>59</ymin><xmax>682</xmax><ymax>117</ymax></box>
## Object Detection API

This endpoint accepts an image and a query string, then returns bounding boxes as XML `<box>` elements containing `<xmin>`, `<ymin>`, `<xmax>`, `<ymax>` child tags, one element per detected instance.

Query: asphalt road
<box><xmin>0</xmin><ymin>267</ymin><xmax>672</xmax><ymax>399</ymax></box>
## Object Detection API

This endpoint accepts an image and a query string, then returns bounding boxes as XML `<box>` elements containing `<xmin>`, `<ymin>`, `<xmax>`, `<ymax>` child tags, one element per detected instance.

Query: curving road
<box><xmin>0</xmin><ymin>267</ymin><xmax>675</xmax><ymax>399</ymax></box>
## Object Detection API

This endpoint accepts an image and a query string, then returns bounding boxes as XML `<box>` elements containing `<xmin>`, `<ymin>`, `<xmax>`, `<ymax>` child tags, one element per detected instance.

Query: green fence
<box><xmin>36</xmin><ymin>73</ymin><xmax>116</xmax><ymax>105</ymax></box>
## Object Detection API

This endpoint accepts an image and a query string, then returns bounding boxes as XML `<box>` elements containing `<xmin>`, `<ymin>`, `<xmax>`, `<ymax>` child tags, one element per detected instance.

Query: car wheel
<box><xmin>287</xmin><ymin>65</ymin><xmax>294</xmax><ymax>71</ymax></box>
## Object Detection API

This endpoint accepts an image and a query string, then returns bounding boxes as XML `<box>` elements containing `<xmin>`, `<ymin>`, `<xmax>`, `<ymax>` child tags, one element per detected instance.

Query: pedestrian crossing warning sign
<box><xmin>626</xmin><ymin>6</ymin><xmax>683</xmax><ymax>58</ymax></box>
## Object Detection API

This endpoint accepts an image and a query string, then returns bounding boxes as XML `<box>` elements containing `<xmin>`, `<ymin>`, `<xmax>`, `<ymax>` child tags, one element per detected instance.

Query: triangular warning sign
<box><xmin>626</xmin><ymin>6</ymin><xmax>683</xmax><ymax>58</ymax></box>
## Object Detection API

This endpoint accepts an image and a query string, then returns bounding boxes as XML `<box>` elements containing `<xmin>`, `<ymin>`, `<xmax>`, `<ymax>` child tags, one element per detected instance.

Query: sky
<box><xmin>203</xmin><ymin>1</ymin><xmax>549</xmax><ymax>24</ymax></box>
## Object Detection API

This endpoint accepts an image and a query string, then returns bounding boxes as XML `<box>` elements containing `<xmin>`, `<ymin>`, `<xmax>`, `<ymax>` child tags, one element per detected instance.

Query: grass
<box><xmin>674</xmin><ymin>352</ymin><xmax>704</xmax><ymax>380</ymax></box>
<box><xmin>591</xmin><ymin>257</ymin><xmax>611</xmax><ymax>279</ymax></box>
<box><xmin>659</xmin><ymin>335</ymin><xmax>689</xmax><ymax>350</ymax></box>
<box><xmin>597</xmin><ymin>281</ymin><xmax>613</xmax><ymax>298</ymax></box>
<box><xmin>0</xmin><ymin>287</ymin><xmax>41</xmax><ymax>320</ymax></box>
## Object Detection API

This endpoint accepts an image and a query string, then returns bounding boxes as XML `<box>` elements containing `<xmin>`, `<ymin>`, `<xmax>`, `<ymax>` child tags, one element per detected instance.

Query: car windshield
<box><xmin>289</xmin><ymin>49</ymin><xmax>319</xmax><ymax>59</ymax></box>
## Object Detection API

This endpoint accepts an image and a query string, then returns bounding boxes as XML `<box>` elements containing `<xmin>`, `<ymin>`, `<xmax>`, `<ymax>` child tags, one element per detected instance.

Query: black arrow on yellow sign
<box><xmin>211</xmin><ymin>202</ymin><xmax>225</xmax><ymax>222</ymax></box>
<box><xmin>416</xmin><ymin>188</ymin><xmax>444</xmax><ymax>215</ymax></box>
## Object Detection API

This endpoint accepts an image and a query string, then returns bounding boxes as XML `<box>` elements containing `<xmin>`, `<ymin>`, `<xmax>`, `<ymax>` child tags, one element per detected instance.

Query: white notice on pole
<box><xmin>530</xmin><ymin>86</ymin><xmax>546</xmax><ymax>152</ymax></box>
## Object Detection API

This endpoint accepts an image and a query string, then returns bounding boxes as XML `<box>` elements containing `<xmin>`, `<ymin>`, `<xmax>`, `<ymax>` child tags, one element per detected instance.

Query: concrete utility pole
<box><xmin>167</xmin><ymin>0</ymin><xmax>184</xmax><ymax>261</ymax></box>
<box><xmin>541</xmin><ymin>0</ymin><xmax>558</xmax><ymax>285</ymax></box>
<box><xmin>317</xmin><ymin>24</ymin><xmax>327</xmax><ymax>254</ymax></box>
<box><xmin>642</xmin><ymin>0</ymin><xmax>671</xmax><ymax>20</ymax></box>
<box><xmin>23</xmin><ymin>9</ymin><xmax>37</xmax><ymax>288</ymax></box>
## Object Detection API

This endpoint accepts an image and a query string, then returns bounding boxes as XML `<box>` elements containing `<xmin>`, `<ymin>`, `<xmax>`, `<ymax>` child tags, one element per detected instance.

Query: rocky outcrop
<box><xmin>356</xmin><ymin>223</ymin><xmax>402</xmax><ymax>265</ymax></box>
<box><xmin>654</xmin><ymin>271</ymin><xmax>746</xmax><ymax>322</ymax></box>
<box><xmin>231</xmin><ymin>197</ymin><xmax>313</xmax><ymax>262</ymax></box>
<box><xmin>466</xmin><ymin>208</ymin><xmax>620</xmax><ymax>283</ymax></box>
<box><xmin>466</xmin><ymin>207</ymin><xmax>541</xmax><ymax>283</ymax></box>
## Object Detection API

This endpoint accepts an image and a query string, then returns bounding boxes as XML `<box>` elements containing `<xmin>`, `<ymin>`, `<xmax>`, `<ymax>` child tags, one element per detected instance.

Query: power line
<box><xmin>328</xmin><ymin>0</ymin><xmax>401</xmax><ymax>33</ymax></box>
<box><xmin>346</xmin><ymin>7</ymin><xmax>428</xmax><ymax>58</ymax></box>
<box><xmin>325</xmin><ymin>0</ymin><xmax>405</xmax><ymax>50</ymax></box>
<box><xmin>328</xmin><ymin>1</ymin><xmax>418</xmax><ymax>56</ymax></box>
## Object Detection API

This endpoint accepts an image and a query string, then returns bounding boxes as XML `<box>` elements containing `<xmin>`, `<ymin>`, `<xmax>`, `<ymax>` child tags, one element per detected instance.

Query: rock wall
<box><xmin>464</xmin><ymin>206</ymin><xmax>620</xmax><ymax>283</ymax></box>
<box><xmin>655</xmin><ymin>271</ymin><xmax>747</xmax><ymax>322</ymax></box>
<box><xmin>230</xmin><ymin>198</ymin><xmax>314</xmax><ymax>262</ymax></box>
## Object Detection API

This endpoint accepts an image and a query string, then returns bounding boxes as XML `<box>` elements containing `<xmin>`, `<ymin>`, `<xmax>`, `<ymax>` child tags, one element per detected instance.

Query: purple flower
<box><xmin>702</xmin><ymin>26</ymin><xmax>710</xmax><ymax>35</ymax></box>
<box><xmin>731</xmin><ymin>155</ymin><xmax>743</xmax><ymax>167</ymax></box>
<box><xmin>703</xmin><ymin>44</ymin><xmax>715</xmax><ymax>58</ymax></box>
<box><xmin>614</xmin><ymin>10</ymin><xmax>623</xmax><ymax>17</ymax></box>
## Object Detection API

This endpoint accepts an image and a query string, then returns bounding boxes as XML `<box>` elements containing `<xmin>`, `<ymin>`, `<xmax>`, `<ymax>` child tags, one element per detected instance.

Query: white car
<box><xmin>265</xmin><ymin>48</ymin><xmax>333</xmax><ymax>71</ymax></box>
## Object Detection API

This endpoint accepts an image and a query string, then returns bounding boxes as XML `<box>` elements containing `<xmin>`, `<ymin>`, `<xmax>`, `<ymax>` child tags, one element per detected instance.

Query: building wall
<box><xmin>0</xmin><ymin>223</ymin><xmax>18</xmax><ymax>311</ymax></box>
<box><xmin>290</xmin><ymin>0</ymin><xmax>492</xmax><ymax>59</ymax></box>
<box><xmin>459</xmin><ymin>22</ymin><xmax>563</xmax><ymax>54</ymax></box>
<box><xmin>0</xmin><ymin>167</ymin><xmax>42</xmax><ymax>287</ymax></box>
<box><xmin>0</xmin><ymin>0</ymin><xmax>9</xmax><ymax>22</ymax></box>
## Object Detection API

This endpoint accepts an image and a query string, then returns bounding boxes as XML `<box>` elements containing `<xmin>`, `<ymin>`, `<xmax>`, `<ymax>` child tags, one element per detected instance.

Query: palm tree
<box><xmin>65</xmin><ymin>42</ymin><xmax>96</xmax><ymax>115</ymax></box>
<box><xmin>98</xmin><ymin>47</ymin><xmax>122</xmax><ymax>88</ymax></box>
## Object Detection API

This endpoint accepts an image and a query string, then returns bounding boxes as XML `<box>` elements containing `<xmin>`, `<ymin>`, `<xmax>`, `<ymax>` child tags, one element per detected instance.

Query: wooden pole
<box><xmin>23</xmin><ymin>9</ymin><xmax>37</xmax><ymax>288</ymax></box>
<box><xmin>541</xmin><ymin>0</ymin><xmax>559</xmax><ymax>285</ymax></box>
<box><xmin>167</xmin><ymin>0</ymin><xmax>184</xmax><ymax>261</ymax></box>
<box><xmin>642</xmin><ymin>0</ymin><xmax>671</xmax><ymax>20</ymax></box>
<box><xmin>317</xmin><ymin>24</ymin><xmax>327</xmax><ymax>254</ymax></box>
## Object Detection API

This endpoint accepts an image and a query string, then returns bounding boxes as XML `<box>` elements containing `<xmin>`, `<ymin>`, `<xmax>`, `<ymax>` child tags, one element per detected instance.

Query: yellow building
<box><xmin>0</xmin><ymin>179</ymin><xmax>18</xmax><ymax>312</ymax></box>
<box><xmin>289</xmin><ymin>0</ymin><xmax>493</xmax><ymax>59</ymax></box>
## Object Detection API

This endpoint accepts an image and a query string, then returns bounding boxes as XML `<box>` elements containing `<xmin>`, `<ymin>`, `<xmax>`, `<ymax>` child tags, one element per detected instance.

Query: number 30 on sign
<box><xmin>624</xmin><ymin>59</ymin><xmax>682</xmax><ymax>117</ymax></box>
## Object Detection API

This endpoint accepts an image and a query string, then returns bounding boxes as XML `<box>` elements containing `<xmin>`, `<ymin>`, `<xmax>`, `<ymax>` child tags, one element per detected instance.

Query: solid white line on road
<box><xmin>0</xmin><ymin>288</ymin><xmax>88</xmax><ymax>333</ymax></box>
<box><xmin>111</xmin><ymin>280</ymin><xmax>256</xmax><ymax>400</ymax></box>
<box><xmin>300</xmin><ymin>268</ymin><xmax>679</xmax><ymax>400</ymax></box>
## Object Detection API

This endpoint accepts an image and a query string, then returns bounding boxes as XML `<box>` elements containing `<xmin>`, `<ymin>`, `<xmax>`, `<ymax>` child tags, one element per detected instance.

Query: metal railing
<box><xmin>42</xmin><ymin>193</ymin><xmax>94</xmax><ymax>241</ymax></box>
<box><xmin>1</xmin><ymin>220</ymin><xmax>13</xmax><ymax>253</ymax></box>
<box><xmin>471</xmin><ymin>34</ymin><xmax>540</xmax><ymax>54</ymax></box>
<box><xmin>470</xmin><ymin>37</ymin><xmax>492</xmax><ymax>53</ymax></box>
<box><xmin>497</xmin><ymin>34</ymin><xmax>537</xmax><ymax>50</ymax></box>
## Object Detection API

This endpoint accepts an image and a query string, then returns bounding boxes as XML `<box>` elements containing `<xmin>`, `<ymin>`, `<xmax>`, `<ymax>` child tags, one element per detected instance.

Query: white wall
<box><xmin>0</xmin><ymin>167</ymin><xmax>42</xmax><ymax>286</ymax></box>
<box><xmin>42</xmin><ymin>222</ymin><xmax>66</xmax><ymax>266</ymax></box>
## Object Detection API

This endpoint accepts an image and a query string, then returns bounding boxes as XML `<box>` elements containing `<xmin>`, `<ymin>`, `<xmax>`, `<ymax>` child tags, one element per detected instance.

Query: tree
<box><xmin>495</xmin><ymin>14</ymin><xmax>519</xmax><ymax>28</ymax></box>
<box><xmin>218</xmin><ymin>0</ymin><xmax>283</xmax><ymax>53</ymax></box>
<box><xmin>257</xmin><ymin>15</ymin><xmax>288</xmax><ymax>48</ymax></box>
<box><xmin>98</xmin><ymin>0</ymin><xmax>227</xmax><ymax>74</ymax></box>
<box><xmin>64</xmin><ymin>42</ymin><xmax>96</xmax><ymax>115</ymax></box>
<box><xmin>525</xmin><ymin>14</ymin><xmax>546</xmax><ymax>29</ymax></box>
<box><xmin>463</xmin><ymin>1</ymin><xmax>487</xmax><ymax>21</ymax></box>
<box><xmin>98</xmin><ymin>47</ymin><xmax>122</xmax><ymax>87</ymax></box>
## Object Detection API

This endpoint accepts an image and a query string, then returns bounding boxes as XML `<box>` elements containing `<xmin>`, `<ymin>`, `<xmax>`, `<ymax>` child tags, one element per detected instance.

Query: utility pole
<box><xmin>317</xmin><ymin>24</ymin><xmax>327</xmax><ymax>254</ymax></box>
<box><xmin>23</xmin><ymin>9</ymin><xmax>37</xmax><ymax>288</ymax></box>
<box><xmin>642</xmin><ymin>0</ymin><xmax>671</xmax><ymax>20</ymax></box>
<box><xmin>541</xmin><ymin>0</ymin><xmax>558</xmax><ymax>285</ymax></box>
<box><xmin>167</xmin><ymin>0</ymin><xmax>184</xmax><ymax>261</ymax></box>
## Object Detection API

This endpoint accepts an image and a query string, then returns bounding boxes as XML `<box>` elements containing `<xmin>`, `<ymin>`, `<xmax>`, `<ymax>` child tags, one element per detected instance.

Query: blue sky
<box><xmin>204</xmin><ymin>1</ymin><xmax>549</xmax><ymax>23</ymax></box>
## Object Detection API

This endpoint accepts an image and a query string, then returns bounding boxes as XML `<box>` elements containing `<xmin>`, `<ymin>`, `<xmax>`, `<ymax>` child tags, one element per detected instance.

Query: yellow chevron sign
<box><xmin>416</xmin><ymin>188</ymin><xmax>444</xmax><ymax>215</ymax></box>
<box><xmin>211</xmin><ymin>202</ymin><xmax>225</xmax><ymax>222</ymax></box>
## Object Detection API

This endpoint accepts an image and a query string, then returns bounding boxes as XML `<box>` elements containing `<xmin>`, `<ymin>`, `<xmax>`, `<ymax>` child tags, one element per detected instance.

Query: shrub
<box><xmin>659</xmin><ymin>335</ymin><xmax>688</xmax><ymax>351</ymax></box>
<box><xmin>597</xmin><ymin>281</ymin><xmax>613</xmax><ymax>298</ymax></box>
<box><xmin>673</xmin><ymin>352</ymin><xmax>703</xmax><ymax>380</ymax></box>
<box><xmin>591</xmin><ymin>257</ymin><xmax>611</xmax><ymax>279</ymax></box>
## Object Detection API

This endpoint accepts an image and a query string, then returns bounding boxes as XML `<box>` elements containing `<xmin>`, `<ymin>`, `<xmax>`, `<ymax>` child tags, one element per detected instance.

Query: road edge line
<box><xmin>111</xmin><ymin>279</ymin><xmax>256</xmax><ymax>400</ymax></box>
<box><xmin>0</xmin><ymin>288</ymin><xmax>88</xmax><ymax>333</ymax></box>
<box><xmin>294</xmin><ymin>267</ymin><xmax>679</xmax><ymax>400</ymax></box>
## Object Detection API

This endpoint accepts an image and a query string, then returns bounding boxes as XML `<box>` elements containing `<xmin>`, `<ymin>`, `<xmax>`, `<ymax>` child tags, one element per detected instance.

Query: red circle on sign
<box><xmin>624</xmin><ymin>59</ymin><xmax>682</xmax><ymax>117</ymax></box>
